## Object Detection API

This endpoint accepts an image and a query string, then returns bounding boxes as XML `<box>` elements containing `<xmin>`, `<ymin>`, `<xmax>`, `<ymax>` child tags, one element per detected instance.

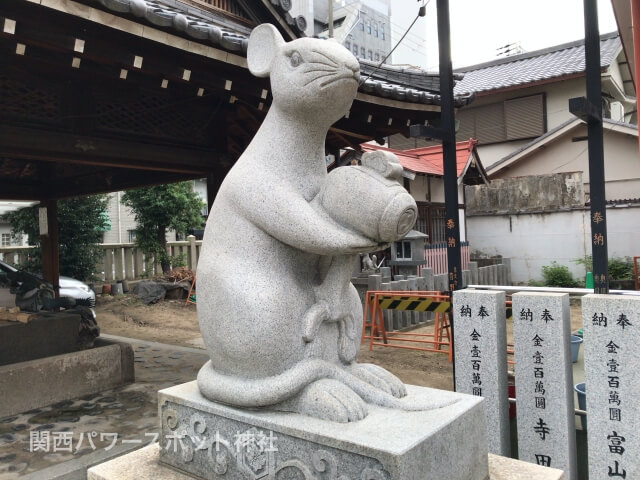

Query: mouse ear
<box><xmin>247</xmin><ymin>24</ymin><xmax>285</xmax><ymax>78</ymax></box>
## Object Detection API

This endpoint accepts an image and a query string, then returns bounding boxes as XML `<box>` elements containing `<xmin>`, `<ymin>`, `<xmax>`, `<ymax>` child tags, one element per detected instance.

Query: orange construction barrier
<box><xmin>362</xmin><ymin>290</ymin><xmax>453</xmax><ymax>362</ymax></box>
<box><xmin>184</xmin><ymin>275</ymin><xmax>196</xmax><ymax>306</ymax></box>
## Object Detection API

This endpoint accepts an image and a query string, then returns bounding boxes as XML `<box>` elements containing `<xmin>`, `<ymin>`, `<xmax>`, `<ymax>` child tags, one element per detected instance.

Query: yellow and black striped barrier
<box><xmin>376</xmin><ymin>295</ymin><xmax>451</xmax><ymax>313</ymax></box>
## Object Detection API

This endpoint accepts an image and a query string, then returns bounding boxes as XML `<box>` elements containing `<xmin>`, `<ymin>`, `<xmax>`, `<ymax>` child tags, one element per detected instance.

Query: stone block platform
<box><xmin>88</xmin><ymin>444</ymin><xmax>565</xmax><ymax>479</ymax></box>
<box><xmin>154</xmin><ymin>381</ymin><xmax>488</xmax><ymax>479</ymax></box>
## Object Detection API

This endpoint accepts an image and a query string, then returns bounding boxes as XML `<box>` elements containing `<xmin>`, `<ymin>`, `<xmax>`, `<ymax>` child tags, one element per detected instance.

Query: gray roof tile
<box><xmin>91</xmin><ymin>0</ymin><xmax>474</xmax><ymax>106</ymax></box>
<box><xmin>454</xmin><ymin>32</ymin><xmax>621</xmax><ymax>95</ymax></box>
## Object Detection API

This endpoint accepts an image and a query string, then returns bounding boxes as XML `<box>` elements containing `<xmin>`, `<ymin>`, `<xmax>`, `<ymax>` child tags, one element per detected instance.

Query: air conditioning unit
<box><xmin>610</xmin><ymin>101</ymin><xmax>624</xmax><ymax>122</ymax></box>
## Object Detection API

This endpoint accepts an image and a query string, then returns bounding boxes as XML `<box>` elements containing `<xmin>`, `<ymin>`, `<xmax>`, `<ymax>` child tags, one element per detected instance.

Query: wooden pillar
<box><xmin>39</xmin><ymin>199</ymin><xmax>60</xmax><ymax>296</ymax></box>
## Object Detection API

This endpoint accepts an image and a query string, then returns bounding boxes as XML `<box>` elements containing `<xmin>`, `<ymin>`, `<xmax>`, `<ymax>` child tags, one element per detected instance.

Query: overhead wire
<box><xmin>359</xmin><ymin>0</ymin><xmax>430</xmax><ymax>86</ymax></box>
<box><xmin>332</xmin><ymin>1</ymin><xmax>427</xmax><ymax>51</ymax></box>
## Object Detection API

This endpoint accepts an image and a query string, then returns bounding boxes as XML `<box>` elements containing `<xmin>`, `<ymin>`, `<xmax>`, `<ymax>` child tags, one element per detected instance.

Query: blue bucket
<box><xmin>571</xmin><ymin>334</ymin><xmax>583</xmax><ymax>363</ymax></box>
<box><xmin>574</xmin><ymin>382</ymin><xmax>586</xmax><ymax>431</ymax></box>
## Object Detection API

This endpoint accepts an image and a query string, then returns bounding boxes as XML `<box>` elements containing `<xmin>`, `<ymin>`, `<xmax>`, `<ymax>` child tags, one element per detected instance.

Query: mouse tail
<box><xmin>197</xmin><ymin>359</ymin><xmax>457</xmax><ymax>413</ymax></box>
<box><xmin>197</xmin><ymin>358</ymin><xmax>338</xmax><ymax>407</ymax></box>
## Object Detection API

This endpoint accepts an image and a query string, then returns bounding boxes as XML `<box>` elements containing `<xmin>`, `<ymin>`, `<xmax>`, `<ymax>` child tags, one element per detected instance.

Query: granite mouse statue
<box><xmin>197</xmin><ymin>23</ymin><xmax>456</xmax><ymax>422</ymax></box>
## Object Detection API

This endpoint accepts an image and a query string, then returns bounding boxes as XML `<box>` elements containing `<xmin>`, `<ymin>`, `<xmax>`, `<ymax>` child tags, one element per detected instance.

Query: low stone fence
<box><xmin>0</xmin><ymin>246</ymin><xmax>32</xmax><ymax>266</ymax></box>
<box><xmin>100</xmin><ymin>235</ymin><xmax>201</xmax><ymax>281</ymax></box>
<box><xmin>0</xmin><ymin>236</ymin><xmax>202</xmax><ymax>282</ymax></box>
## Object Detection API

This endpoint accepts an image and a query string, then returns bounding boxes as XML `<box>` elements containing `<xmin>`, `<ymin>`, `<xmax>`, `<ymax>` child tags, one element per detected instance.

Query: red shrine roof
<box><xmin>360</xmin><ymin>139</ymin><xmax>481</xmax><ymax>178</ymax></box>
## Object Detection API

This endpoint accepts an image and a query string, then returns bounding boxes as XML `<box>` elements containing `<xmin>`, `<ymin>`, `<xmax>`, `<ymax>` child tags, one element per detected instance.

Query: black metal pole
<box><xmin>437</xmin><ymin>0</ymin><xmax>460</xmax><ymax>389</ymax></box>
<box><xmin>583</xmin><ymin>0</ymin><xmax>609</xmax><ymax>293</ymax></box>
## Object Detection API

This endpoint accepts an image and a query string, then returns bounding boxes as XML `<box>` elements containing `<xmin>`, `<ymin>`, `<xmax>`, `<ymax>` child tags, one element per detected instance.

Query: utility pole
<box><xmin>569</xmin><ymin>0</ymin><xmax>609</xmax><ymax>293</ymax></box>
<box><xmin>410</xmin><ymin>0</ymin><xmax>460</xmax><ymax>388</ymax></box>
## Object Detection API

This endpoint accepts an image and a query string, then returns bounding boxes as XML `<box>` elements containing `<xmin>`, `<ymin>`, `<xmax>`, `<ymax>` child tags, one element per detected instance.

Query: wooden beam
<box><xmin>50</xmin><ymin>170</ymin><xmax>205</xmax><ymax>199</ymax></box>
<box><xmin>0</xmin><ymin>125</ymin><xmax>213</xmax><ymax>174</ymax></box>
<box><xmin>0</xmin><ymin>182</ymin><xmax>42</xmax><ymax>200</ymax></box>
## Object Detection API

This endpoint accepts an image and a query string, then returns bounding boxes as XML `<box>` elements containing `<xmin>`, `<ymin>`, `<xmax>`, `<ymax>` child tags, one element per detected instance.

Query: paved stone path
<box><xmin>0</xmin><ymin>335</ymin><xmax>208</xmax><ymax>479</ymax></box>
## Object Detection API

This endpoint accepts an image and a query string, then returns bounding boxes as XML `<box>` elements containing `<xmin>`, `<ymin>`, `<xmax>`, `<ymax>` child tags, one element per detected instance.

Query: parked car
<box><xmin>0</xmin><ymin>259</ymin><xmax>96</xmax><ymax>307</ymax></box>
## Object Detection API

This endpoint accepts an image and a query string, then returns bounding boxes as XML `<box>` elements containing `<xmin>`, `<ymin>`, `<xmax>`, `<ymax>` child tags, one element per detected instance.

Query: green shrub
<box><xmin>170</xmin><ymin>253</ymin><xmax>187</xmax><ymax>269</ymax></box>
<box><xmin>541</xmin><ymin>262</ymin><xmax>578</xmax><ymax>288</ymax></box>
<box><xmin>608</xmin><ymin>257</ymin><xmax>633</xmax><ymax>280</ymax></box>
<box><xmin>574</xmin><ymin>255</ymin><xmax>633</xmax><ymax>280</ymax></box>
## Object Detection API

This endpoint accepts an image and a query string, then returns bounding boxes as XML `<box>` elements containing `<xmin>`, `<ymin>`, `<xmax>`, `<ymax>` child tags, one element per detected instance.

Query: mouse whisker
<box><xmin>303</xmin><ymin>72</ymin><xmax>334</xmax><ymax>87</ymax></box>
<box><xmin>310</xmin><ymin>49</ymin><xmax>338</xmax><ymax>67</ymax></box>
<box><xmin>320</xmin><ymin>73</ymin><xmax>356</xmax><ymax>88</ymax></box>
<box><xmin>304</xmin><ymin>67</ymin><xmax>336</xmax><ymax>75</ymax></box>
<box><xmin>307</xmin><ymin>61</ymin><xmax>336</xmax><ymax>69</ymax></box>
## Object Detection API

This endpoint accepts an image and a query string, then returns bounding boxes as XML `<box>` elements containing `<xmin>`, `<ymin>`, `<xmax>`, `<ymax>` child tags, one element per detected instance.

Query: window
<box><xmin>128</xmin><ymin>230</ymin><xmax>137</xmax><ymax>243</ymax></box>
<box><xmin>359</xmin><ymin>20</ymin><xmax>364</xmax><ymax>30</ymax></box>
<box><xmin>1</xmin><ymin>234</ymin><xmax>10</xmax><ymax>247</ymax></box>
<box><xmin>366</xmin><ymin>20</ymin><xmax>371</xmax><ymax>34</ymax></box>
<box><xmin>361</xmin><ymin>47</ymin><xmax>365</xmax><ymax>58</ymax></box>
<box><xmin>345</xmin><ymin>41</ymin><xmax>350</xmax><ymax>50</ymax></box>
<box><xmin>395</xmin><ymin>241</ymin><xmax>412</xmax><ymax>260</ymax></box>
<box><xmin>373</xmin><ymin>23</ymin><xmax>378</xmax><ymax>37</ymax></box>
<box><xmin>353</xmin><ymin>44</ymin><xmax>358</xmax><ymax>55</ymax></box>
<box><xmin>375</xmin><ymin>52</ymin><xmax>380</xmax><ymax>61</ymax></box>
<box><xmin>368</xmin><ymin>50</ymin><xmax>373</xmax><ymax>60</ymax></box>
<box><xmin>456</xmin><ymin>93</ymin><xmax>546</xmax><ymax>145</ymax></box>
<box><xmin>381</xmin><ymin>25</ymin><xmax>385</xmax><ymax>39</ymax></box>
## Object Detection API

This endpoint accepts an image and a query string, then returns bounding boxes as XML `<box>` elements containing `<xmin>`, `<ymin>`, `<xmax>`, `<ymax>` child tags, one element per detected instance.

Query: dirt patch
<box><xmin>95</xmin><ymin>294</ymin><xmax>200</xmax><ymax>347</ymax></box>
<box><xmin>96</xmin><ymin>293</ymin><xmax>456</xmax><ymax>389</ymax></box>
<box><xmin>96</xmin><ymin>293</ymin><xmax>585</xmax><ymax>392</ymax></box>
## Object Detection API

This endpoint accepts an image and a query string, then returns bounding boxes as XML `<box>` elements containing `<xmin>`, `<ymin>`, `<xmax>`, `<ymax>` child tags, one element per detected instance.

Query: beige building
<box><xmin>389</xmin><ymin>32</ymin><xmax>635</xmax><ymax>165</ymax></box>
<box><xmin>388</xmin><ymin>32</ymin><xmax>639</xmax><ymax>284</ymax></box>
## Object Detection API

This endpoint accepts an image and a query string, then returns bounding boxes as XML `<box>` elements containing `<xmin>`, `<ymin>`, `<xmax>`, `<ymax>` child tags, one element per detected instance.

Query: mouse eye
<box><xmin>290</xmin><ymin>51</ymin><xmax>303</xmax><ymax>67</ymax></box>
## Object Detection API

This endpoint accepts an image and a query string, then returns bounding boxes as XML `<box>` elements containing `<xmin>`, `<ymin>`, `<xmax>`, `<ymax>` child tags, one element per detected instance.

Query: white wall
<box><xmin>467</xmin><ymin>205</ymin><xmax>640</xmax><ymax>284</ymax></box>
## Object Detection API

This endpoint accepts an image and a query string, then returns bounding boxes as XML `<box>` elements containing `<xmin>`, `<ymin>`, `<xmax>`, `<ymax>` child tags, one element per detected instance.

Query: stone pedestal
<box><xmin>88</xmin><ymin>442</ymin><xmax>565</xmax><ymax>480</ymax></box>
<box><xmin>151</xmin><ymin>381</ymin><xmax>488</xmax><ymax>480</ymax></box>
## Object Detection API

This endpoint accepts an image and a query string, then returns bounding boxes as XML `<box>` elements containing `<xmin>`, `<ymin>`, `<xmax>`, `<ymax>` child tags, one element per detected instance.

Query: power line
<box><xmin>332</xmin><ymin>2</ymin><xmax>427</xmax><ymax>47</ymax></box>
<box><xmin>359</xmin><ymin>1</ymin><xmax>429</xmax><ymax>85</ymax></box>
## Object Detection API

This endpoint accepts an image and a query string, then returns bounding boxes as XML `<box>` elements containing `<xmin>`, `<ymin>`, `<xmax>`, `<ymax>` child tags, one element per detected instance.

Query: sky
<box><xmin>389</xmin><ymin>0</ymin><xmax>619</xmax><ymax>70</ymax></box>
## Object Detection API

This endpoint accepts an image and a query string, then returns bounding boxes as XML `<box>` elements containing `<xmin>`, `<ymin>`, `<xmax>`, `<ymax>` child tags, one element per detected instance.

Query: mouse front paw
<box><xmin>346</xmin><ymin>363</ymin><xmax>407</xmax><ymax>398</ymax></box>
<box><xmin>286</xmin><ymin>378</ymin><xmax>368</xmax><ymax>423</ymax></box>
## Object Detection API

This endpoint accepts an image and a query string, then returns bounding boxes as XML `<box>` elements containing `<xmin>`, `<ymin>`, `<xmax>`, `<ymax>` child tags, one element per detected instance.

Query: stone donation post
<box><xmin>582</xmin><ymin>294</ymin><xmax>639</xmax><ymax>480</ymax></box>
<box><xmin>453</xmin><ymin>289</ymin><xmax>510</xmax><ymax>456</ymax></box>
<box><xmin>512</xmin><ymin>292</ymin><xmax>577</xmax><ymax>480</ymax></box>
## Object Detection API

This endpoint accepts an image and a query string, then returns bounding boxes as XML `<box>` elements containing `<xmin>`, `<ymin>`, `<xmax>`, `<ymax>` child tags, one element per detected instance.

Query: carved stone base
<box><xmin>154</xmin><ymin>381</ymin><xmax>488</xmax><ymax>480</ymax></box>
<box><xmin>88</xmin><ymin>445</ymin><xmax>565</xmax><ymax>480</ymax></box>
